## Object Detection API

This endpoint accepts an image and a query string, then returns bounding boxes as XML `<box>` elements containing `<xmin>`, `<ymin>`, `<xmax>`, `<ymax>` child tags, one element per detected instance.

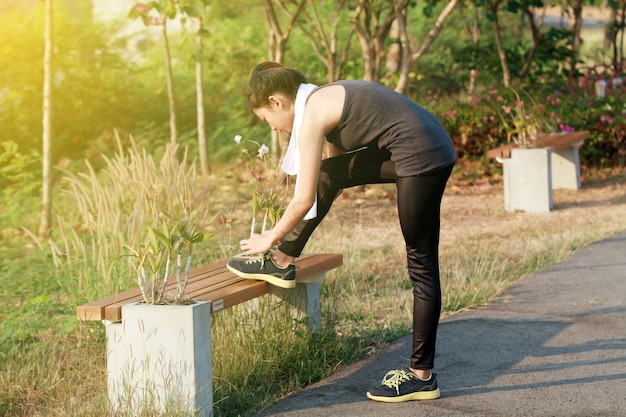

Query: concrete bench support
<box><xmin>488</xmin><ymin>131</ymin><xmax>589</xmax><ymax>213</ymax></box>
<box><xmin>551</xmin><ymin>145</ymin><xmax>581</xmax><ymax>190</ymax></box>
<box><xmin>503</xmin><ymin>147</ymin><xmax>553</xmax><ymax>213</ymax></box>
<box><xmin>106</xmin><ymin>302</ymin><xmax>213</xmax><ymax>417</ymax></box>
<box><xmin>274</xmin><ymin>273</ymin><xmax>325</xmax><ymax>331</ymax></box>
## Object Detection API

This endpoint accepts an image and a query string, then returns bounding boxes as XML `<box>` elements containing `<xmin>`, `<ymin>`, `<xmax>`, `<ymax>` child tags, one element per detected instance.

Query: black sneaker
<box><xmin>227</xmin><ymin>253</ymin><xmax>296</xmax><ymax>289</ymax></box>
<box><xmin>366</xmin><ymin>369</ymin><xmax>440</xmax><ymax>402</ymax></box>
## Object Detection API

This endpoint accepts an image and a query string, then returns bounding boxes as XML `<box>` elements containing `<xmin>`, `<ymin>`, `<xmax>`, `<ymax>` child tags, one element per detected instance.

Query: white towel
<box><xmin>281</xmin><ymin>83</ymin><xmax>318</xmax><ymax>220</ymax></box>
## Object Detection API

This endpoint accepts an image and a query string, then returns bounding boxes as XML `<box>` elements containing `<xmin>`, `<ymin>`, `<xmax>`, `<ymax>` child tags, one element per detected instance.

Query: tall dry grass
<box><xmin>49</xmin><ymin>137</ymin><xmax>216</xmax><ymax>302</ymax></box>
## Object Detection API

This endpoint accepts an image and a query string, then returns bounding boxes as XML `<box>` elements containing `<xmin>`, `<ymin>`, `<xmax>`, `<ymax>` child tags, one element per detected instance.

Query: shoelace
<box><xmin>244</xmin><ymin>253</ymin><xmax>272</xmax><ymax>268</ymax></box>
<box><xmin>380</xmin><ymin>369</ymin><xmax>413</xmax><ymax>394</ymax></box>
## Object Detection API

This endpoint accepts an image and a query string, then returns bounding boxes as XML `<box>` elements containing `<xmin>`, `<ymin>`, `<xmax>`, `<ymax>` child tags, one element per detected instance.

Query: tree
<box><xmin>131</xmin><ymin>2</ymin><xmax>180</xmax><ymax>147</ymax></box>
<box><xmin>195</xmin><ymin>18</ymin><xmax>210</xmax><ymax>176</ymax></box>
<box><xmin>298</xmin><ymin>0</ymin><xmax>354</xmax><ymax>83</ymax></box>
<box><xmin>394</xmin><ymin>0</ymin><xmax>459</xmax><ymax>94</ymax></box>
<box><xmin>262</xmin><ymin>0</ymin><xmax>306</xmax><ymax>63</ymax></box>
<box><xmin>608</xmin><ymin>0</ymin><xmax>626</xmax><ymax>65</ymax></box>
<box><xmin>39</xmin><ymin>0</ymin><xmax>53</xmax><ymax>238</ymax></box>
<box><xmin>177</xmin><ymin>0</ymin><xmax>212</xmax><ymax>176</ymax></box>
<box><xmin>130</xmin><ymin>0</ymin><xmax>211</xmax><ymax>175</ymax></box>
<box><xmin>489</xmin><ymin>0</ymin><xmax>511</xmax><ymax>87</ymax></box>
<box><xmin>518</xmin><ymin>1</ymin><xmax>547</xmax><ymax>78</ymax></box>
<box><xmin>261</xmin><ymin>0</ymin><xmax>306</xmax><ymax>157</ymax></box>
<box><xmin>351</xmin><ymin>0</ymin><xmax>397</xmax><ymax>82</ymax></box>
<box><xmin>565</xmin><ymin>0</ymin><xmax>585</xmax><ymax>70</ymax></box>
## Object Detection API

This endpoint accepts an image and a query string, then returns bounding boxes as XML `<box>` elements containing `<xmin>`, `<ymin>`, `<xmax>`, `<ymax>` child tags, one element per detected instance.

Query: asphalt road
<box><xmin>255</xmin><ymin>229</ymin><xmax>626</xmax><ymax>417</ymax></box>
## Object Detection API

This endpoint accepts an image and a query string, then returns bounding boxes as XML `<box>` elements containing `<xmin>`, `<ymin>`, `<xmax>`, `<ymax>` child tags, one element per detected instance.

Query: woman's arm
<box><xmin>239</xmin><ymin>85</ymin><xmax>346</xmax><ymax>256</ymax></box>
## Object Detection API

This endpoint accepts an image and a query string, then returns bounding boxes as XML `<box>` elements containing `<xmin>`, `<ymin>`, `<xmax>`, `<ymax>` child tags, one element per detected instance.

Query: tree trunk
<box><xmin>162</xmin><ymin>19</ymin><xmax>178</xmax><ymax>147</ymax></box>
<box><xmin>352</xmin><ymin>0</ymin><xmax>396</xmax><ymax>82</ymax></box>
<box><xmin>491</xmin><ymin>1</ymin><xmax>510</xmax><ymax>87</ymax></box>
<box><xmin>299</xmin><ymin>0</ymin><xmax>351</xmax><ymax>83</ymax></box>
<box><xmin>394</xmin><ymin>1</ymin><xmax>410</xmax><ymax>93</ymax></box>
<box><xmin>262</xmin><ymin>0</ymin><xmax>306</xmax><ymax>157</ymax></box>
<box><xmin>196</xmin><ymin>20</ymin><xmax>209</xmax><ymax>176</ymax></box>
<box><xmin>396</xmin><ymin>0</ymin><xmax>458</xmax><ymax>94</ymax></box>
<box><xmin>602</xmin><ymin>6</ymin><xmax>617</xmax><ymax>49</ymax></box>
<box><xmin>356</xmin><ymin>33</ymin><xmax>375</xmax><ymax>81</ymax></box>
<box><xmin>39</xmin><ymin>0</ymin><xmax>53</xmax><ymax>238</ymax></box>
<box><xmin>385</xmin><ymin>18</ymin><xmax>401</xmax><ymax>77</ymax></box>
<box><xmin>615</xmin><ymin>2</ymin><xmax>626</xmax><ymax>64</ymax></box>
<box><xmin>567</xmin><ymin>0</ymin><xmax>584</xmax><ymax>72</ymax></box>
<box><xmin>518</xmin><ymin>6</ymin><xmax>546</xmax><ymax>78</ymax></box>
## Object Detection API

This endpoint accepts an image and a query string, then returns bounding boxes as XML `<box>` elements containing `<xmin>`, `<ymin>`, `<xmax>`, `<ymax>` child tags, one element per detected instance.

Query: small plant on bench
<box><xmin>125</xmin><ymin>194</ymin><xmax>210</xmax><ymax>304</ymax></box>
<box><xmin>499</xmin><ymin>88</ymin><xmax>555</xmax><ymax>148</ymax></box>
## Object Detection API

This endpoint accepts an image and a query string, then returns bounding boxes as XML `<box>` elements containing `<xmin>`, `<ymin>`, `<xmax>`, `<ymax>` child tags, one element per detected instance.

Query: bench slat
<box><xmin>102</xmin><ymin>272</ymin><xmax>246</xmax><ymax>321</ymax></box>
<box><xmin>486</xmin><ymin>131</ymin><xmax>589</xmax><ymax>159</ymax></box>
<box><xmin>193</xmin><ymin>280</ymin><xmax>269</xmax><ymax>313</ymax></box>
<box><xmin>293</xmin><ymin>253</ymin><xmax>344</xmax><ymax>278</ymax></box>
<box><xmin>536</xmin><ymin>131</ymin><xmax>589</xmax><ymax>150</ymax></box>
<box><xmin>85</xmin><ymin>262</ymin><xmax>231</xmax><ymax>321</ymax></box>
<box><xmin>189</xmin><ymin>254</ymin><xmax>344</xmax><ymax>313</ymax></box>
<box><xmin>77</xmin><ymin>253</ymin><xmax>342</xmax><ymax>322</ymax></box>
<box><xmin>75</xmin><ymin>261</ymin><xmax>232</xmax><ymax>321</ymax></box>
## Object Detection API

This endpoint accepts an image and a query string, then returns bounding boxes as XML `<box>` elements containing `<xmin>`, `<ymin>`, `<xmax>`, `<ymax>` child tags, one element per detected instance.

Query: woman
<box><xmin>227</xmin><ymin>62</ymin><xmax>456</xmax><ymax>402</ymax></box>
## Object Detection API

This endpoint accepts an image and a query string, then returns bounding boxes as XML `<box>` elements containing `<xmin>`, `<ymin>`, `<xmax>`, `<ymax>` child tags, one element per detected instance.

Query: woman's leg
<box><xmin>278</xmin><ymin>147</ymin><xmax>396</xmax><ymax>257</ymax></box>
<box><xmin>396</xmin><ymin>164</ymin><xmax>453</xmax><ymax>371</ymax></box>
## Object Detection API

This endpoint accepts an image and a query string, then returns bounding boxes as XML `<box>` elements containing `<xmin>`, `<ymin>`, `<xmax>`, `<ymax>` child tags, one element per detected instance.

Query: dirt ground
<box><xmin>318</xmin><ymin>167</ymin><xmax>626</xmax><ymax>255</ymax></box>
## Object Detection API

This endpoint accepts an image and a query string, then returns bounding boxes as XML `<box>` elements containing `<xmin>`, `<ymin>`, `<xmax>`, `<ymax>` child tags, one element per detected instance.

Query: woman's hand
<box><xmin>240</xmin><ymin>231</ymin><xmax>276</xmax><ymax>256</ymax></box>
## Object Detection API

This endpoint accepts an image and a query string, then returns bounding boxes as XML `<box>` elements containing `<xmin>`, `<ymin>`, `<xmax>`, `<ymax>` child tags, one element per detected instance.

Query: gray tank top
<box><xmin>320</xmin><ymin>80</ymin><xmax>456</xmax><ymax>176</ymax></box>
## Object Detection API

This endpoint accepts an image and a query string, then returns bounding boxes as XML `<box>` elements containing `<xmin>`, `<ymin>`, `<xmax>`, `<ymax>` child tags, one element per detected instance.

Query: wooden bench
<box><xmin>78</xmin><ymin>253</ymin><xmax>342</xmax><ymax>416</ymax></box>
<box><xmin>77</xmin><ymin>253</ymin><xmax>342</xmax><ymax>327</ymax></box>
<box><xmin>486</xmin><ymin>131</ymin><xmax>589</xmax><ymax>213</ymax></box>
<box><xmin>487</xmin><ymin>131</ymin><xmax>589</xmax><ymax>191</ymax></box>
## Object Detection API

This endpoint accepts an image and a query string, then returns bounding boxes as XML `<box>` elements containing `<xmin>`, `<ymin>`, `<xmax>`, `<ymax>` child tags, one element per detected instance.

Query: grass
<box><xmin>1</xmin><ymin>144</ymin><xmax>625</xmax><ymax>416</ymax></box>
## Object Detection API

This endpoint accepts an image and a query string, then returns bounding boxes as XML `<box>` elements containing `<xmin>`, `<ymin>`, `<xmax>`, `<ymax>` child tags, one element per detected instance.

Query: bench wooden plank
<box><xmin>103</xmin><ymin>272</ymin><xmax>246</xmax><ymax>321</ymax></box>
<box><xmin>294</xmin><ymin>253</ymin><xmax>344</xmax><ymax>278</ymax></box>
<box><xmin>76</xmin><ymin>262</ymin><xmax>232</xmax><ymax>320</ymax></box>
<box><xmin>194</xmin><ymin>280</ymin><xmax>269</xmax><ymax>313</ymax></box>
<box><xmin>486</xmin><ymin>131</ymin><xmax>589</xmax><ymax>159</ymax></box>
<box><xmin>189</xmin><ymin>253</ymin><xmax>345</xmax><ymax>314</ymax></box>
<box><xmin>77</xmin><ymin>253</ymin><xmax>343</xmax><ymax>322</ymax></box>
<box><xmin>94</xmin><ymin>262</ymin><xmax>237</xmax><ymax>321</ymax></box>
<box><xmin>536</xmin><ymin>131</ymin><xmax>589</xmax><ymax>150</ymax></box>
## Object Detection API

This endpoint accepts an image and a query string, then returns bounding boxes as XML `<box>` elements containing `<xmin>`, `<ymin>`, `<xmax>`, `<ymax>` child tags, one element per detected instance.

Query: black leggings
<box><xmin>278</xmin><ymin>146</ymin><xmax>453</xmax><ymax>370</ymax></box>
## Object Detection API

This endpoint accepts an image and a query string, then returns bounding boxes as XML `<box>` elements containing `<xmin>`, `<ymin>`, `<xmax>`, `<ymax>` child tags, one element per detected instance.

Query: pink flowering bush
<box><xmin>586</xmin><ymin>94</ymin><xmax>626</xmax><ymax>167</ymax></box>
<box><xmin>430</xmin><ymin>84</ymin><xmax>608</xmax><ymax>162</ymax></box>
<box><xmin>433</xmin><ymin>89</ymin><xmax>504</xmax><ymax>158</ymax></box>
<box><xmin>420</xmin><ymin>67</ymin><xmax>625</xmax><ymax>174</ymax></box>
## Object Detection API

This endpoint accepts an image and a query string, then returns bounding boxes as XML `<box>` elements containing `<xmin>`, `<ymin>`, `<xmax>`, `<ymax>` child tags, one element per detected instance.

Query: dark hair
<box><xmin>247</xmin><ymin>62</ymin><xmax>306</xmax><ymax>109</ymax></box>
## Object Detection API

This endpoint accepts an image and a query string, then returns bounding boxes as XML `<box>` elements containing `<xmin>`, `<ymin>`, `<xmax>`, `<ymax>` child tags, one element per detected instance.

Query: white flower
<box><xmin>234</xmin><ymin>134</ymin><xmax>242</xmax><ymax>144</ymax></box>
<box><xmin>257</xmin><ymin>144</ymin><xmax>269</xmax><ymax>158</ymax></box>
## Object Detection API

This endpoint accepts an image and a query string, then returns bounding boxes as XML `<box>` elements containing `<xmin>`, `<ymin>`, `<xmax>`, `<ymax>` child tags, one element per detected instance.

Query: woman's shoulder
<box><xmin>309</xmin><ymin>83</ymin><xmax>346</xmax><ymax>103</ymax></box>
<box><xmin>313</xmin><ymin>80</ymin><xmax>385</xmax><ymax>102</ymax></box>
<box><xmin>303</xmin><ymin>84</ymin><xmax>346</xmax><ymax>132</ymax></box>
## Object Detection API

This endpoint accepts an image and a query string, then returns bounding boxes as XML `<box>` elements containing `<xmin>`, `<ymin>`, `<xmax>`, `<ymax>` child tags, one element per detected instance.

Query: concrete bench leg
<box><xmin>551</xmin><ymin>145</ymin><xmax>581</xmax><ymax>190</ymax></box>
<box><xmin>104</xmin><ymin>302</ymin><xmax>214</xmax><ymax>417</ymax></box>
<box><xmin>503</xmin><ymin>147</ymin><xmax>553</xmax><ymax>213</ymax></box>
<box><xmin>274</xmin><ymin>273</ymin><xmax>325</xmax><ymax>331</ymax></box>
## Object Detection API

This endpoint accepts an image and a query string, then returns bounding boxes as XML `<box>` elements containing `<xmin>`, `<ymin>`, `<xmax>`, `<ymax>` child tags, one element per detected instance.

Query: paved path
<box><xmin>256</xmin><ymin>229</ymin><xmax>626</xmax><ymax>417</ymax></box>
